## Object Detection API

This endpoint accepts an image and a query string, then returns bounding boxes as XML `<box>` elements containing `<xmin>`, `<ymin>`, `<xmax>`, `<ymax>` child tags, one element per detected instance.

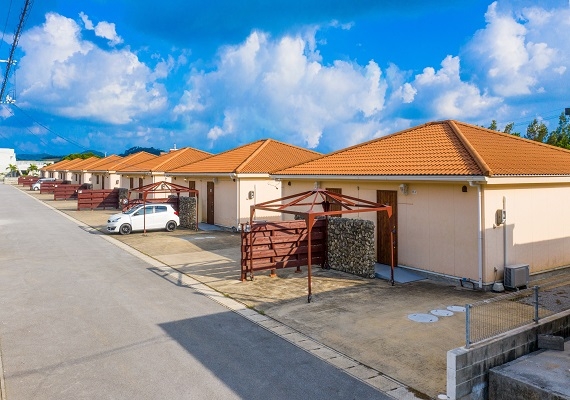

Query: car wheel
<box><xmin>119</xmin><ymin>224</ymin><xmax>132</xmax><ymax>235</ymax></box>
<box><xmin>33</xmin><ymin>187</ymin><xmax>39</xmax><ymax>191</ymax></box>
<box><xmin>165</xmin><ymin>220</ymin><xmax>177</xmax><ymax>232</ymax></box>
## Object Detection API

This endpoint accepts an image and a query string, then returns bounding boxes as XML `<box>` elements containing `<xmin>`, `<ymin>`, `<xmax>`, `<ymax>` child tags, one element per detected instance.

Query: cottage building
<box><xmin>167</xmin><ymin>139</ymin><xmax>321</xmax><ymax>230</ymax></box>
<box><xmin>116</xmin><ymin>147</ymin><xmax>212</xmax><ymax>194</ymax></box>
<box><xmin>273</xmin><ymin>120</ymin><xmax>570</xmax><ymax>288</ymax></box>
<box><xmin>87</xmin><ymin>152</ymin><xmax>156</xmax><ymax>190</ymax></box>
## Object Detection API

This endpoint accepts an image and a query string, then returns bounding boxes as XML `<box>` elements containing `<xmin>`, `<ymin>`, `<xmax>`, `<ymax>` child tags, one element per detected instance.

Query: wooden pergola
<box><xmin>126</xmin><ymin>181</ymin><xmax>199</xmax><ymax>234</ymax></box>
<box><xmin>248</xmin><ymin>189</ymin><xmax>394</xmax><ymax>302</ymax></box>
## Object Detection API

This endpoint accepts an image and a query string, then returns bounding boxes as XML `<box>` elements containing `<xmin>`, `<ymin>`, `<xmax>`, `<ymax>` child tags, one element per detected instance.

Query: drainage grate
<box><xmin>408</xmin><ymin>313</ymin><xmax>439</xmax><ymax>323</ymax></box>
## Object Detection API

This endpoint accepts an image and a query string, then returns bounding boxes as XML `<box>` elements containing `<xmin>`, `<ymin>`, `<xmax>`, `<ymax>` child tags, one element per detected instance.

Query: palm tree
<box><xmin>27</xmin><ymin>164</ymin><xmax>39</xmax><ymax>176</ymax></box>
<box><xmin>5</xmin><ymin>164</ymin><xmax>19</xmax><ymax>177</ymax></box>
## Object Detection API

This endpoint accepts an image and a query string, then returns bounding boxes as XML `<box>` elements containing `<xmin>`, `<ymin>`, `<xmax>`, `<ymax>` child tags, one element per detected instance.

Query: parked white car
<box><xmin>31</xmin><ymin>177</ymin><xmax>57</xmax><ymax>190</ymax></box>
<box><xmin>106</xmin><ymin>204</ymin><xmax>180</xmax><ymax>235</ymax></box>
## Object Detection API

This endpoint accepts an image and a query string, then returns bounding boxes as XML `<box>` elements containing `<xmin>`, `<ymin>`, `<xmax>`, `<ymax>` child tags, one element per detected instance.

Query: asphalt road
<box><xmin>0</xmin><ymin>183</ymin><xmax>389</xmax><ymax>400</ymax></box>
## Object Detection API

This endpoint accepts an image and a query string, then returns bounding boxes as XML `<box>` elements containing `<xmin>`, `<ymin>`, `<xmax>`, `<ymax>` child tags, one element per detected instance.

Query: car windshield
<box><xmin>124</xmin><ymin>206</ymin><xmax>142</xmax><ymax>215</ymax></box>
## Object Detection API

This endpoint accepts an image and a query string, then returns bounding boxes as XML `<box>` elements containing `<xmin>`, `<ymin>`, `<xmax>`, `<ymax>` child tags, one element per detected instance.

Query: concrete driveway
<box><xmin>23</xmin><ymin>189</ymin><xmax>504</xmax><ymax>399</ymax></box>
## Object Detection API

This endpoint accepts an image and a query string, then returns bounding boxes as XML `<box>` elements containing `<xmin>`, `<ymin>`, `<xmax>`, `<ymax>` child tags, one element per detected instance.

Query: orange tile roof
<box><xmin>42</xmin><ymin>159</ymin><xmax>72</xmax><ymax>171</ymax></box>
<box><xmin>83</xmin><ymin>155</ymin><xmax>122</xmax><ymax>170</ymax></box>
<box><xmin>168</xmin><ymin>139</ymin><xmax>321</xmax><ymax>174</ymax></box>
<box><xmin>89</xmin><ymin>152</ymin><xmax>156</xmax><ymax>172</ymax></box>
<box><xmin>65</xmin><ymin>157</ymin><xmax>101</xmax><ymax>171</ymax></box>
<box><xmin>118</xmin><ymin>147</ymin><xmax>212</xmax><ymax>173</ymax></box>
<box><xmin>276</xmin><ymin>120</ymin><xmax>570</xmax><ymax>177</ymax></box>
<box><xmin>55</xmin><ymin>158</ymin><xmax>88</xmax><ymax>171</ymax></box>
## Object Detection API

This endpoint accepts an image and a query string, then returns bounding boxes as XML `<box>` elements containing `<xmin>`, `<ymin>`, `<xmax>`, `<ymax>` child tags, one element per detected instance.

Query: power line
<box><xmin>10</xmin><ymin>103</ymin><xmax>90</xmax><ymax>151</ymax></box>
<box><xmin>0</xmin><ymin>0</ymin><xmax>33</xmax><ymax>103</ymax></box>
<box><xmin>1</xmin><ymin>103</ymin><xmax>50</xmax><ymax>146</ymax></box>
<box><xmin>0</xmin><ymin>0</ymin><xmax>16</xmax><ymax>54</ymax></box>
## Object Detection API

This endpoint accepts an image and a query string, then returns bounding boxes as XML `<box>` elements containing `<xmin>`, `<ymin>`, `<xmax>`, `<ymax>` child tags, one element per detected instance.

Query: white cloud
<box><xmin>409</xmin><ymin>55</ymin><xmax>503</xmax><ymax>119</ymax></box>
<box><xmin>79</xmin><ymin>12</ymin><xmax>94</xmax><ymax>30</ymax></box>
<box><xmin>175</xmin><ymin>30</ymin><xmax>387</xmax><ymax>149</ymax></box>
<box><xmin>465</xmin><ymin>1</ymin><xmax>564</xmax><ymax>96</ymax></box>
<box><xmin>17</xmin><ymin>12</ymin><xmax>167</xmax><ymax>124</ymax></box>
<box><xmin>94</xmin><ymin>21</ymin><xmax>123</xmax><ymax>46</ymax></box>
<box><xmin>79</xmin><ymin>12</ymin><xmax>123</xmax><ymax>46</ymax></box>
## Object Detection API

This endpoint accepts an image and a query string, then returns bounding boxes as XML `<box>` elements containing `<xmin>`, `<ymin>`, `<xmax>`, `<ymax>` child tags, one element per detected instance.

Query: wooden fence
<box><xmin>77</xmin><ymin>189</ymin><xmax>120</xmax><ymax>210</ymax></box>
<box><xmin>240</xmin><ymin>219</ymin><xmax>326</xmax><ymax>281</ymax></box>
<box><xmin>39</xmin><ymin>181</ymin><xmax>65</xmax><ymax>194</ymax></box>
<box><xmin>53</xmin><ymin>185</ymin><xmax>81</xmax><ymax>201</ymax></box>
<box><xmin>18</xmin><ymin>176</ymin><xmax>39</xmax><ymax>186</ymax></box>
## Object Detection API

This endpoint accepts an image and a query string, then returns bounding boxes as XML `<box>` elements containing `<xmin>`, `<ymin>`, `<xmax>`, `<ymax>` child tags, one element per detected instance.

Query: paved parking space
<box><xmin>17</xmin><ymin>185</ymin><xmax>570</xmax><ymax>399</ymax></box>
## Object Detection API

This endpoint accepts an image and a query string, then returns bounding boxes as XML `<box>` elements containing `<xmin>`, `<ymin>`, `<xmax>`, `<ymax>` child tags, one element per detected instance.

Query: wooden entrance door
<box><xmin>325</xmin><ymin>187</ymin><xmax>342</xmax><ymax>216</ymax></box>
<box><xmin>377</xmin><ymin>190</ymin><xmax>397</xmax><ymax>266</ymax></box>
<box><xmin>207</xmin><ymin>181</ymin><xmax>215</xmax><ymax>224</ymax></box>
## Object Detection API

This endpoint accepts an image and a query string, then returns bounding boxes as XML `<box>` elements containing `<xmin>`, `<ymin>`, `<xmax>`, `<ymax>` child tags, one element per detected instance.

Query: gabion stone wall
<box><xmin>179</xmin><ymin>196</ymin><xmax>198</xmax><ymax>230</ymax></box>
<box><xmin>118</xmin><ymin>188</ymin><xmax>128</xmax><ymax>206</ymax></box>
<box><xmin>327</xmin><ymin>218</ymin><xmax>376</xmax><ymax>278</ymax></box>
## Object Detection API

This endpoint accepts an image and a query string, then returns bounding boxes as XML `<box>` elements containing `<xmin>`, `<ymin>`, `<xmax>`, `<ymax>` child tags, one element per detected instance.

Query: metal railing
<box><xmin>466</xmin><ymin>282</ymin><xmax>570</xmax><ymax>347</ymax></box>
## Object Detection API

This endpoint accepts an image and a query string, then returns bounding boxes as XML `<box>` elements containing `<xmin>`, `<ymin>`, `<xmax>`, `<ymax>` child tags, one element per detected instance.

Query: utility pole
<box><xmin>0</xmin><ymin>0</ymin><xmax>34</xmax><ymax>103</ymax></box>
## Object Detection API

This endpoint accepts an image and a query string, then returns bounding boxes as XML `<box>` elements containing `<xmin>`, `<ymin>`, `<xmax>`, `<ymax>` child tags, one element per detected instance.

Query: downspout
<box><xmin>503</xmin><ymin>196</ymin><xmax>507</xmax><ymax>268</ymax></box>
<box><xmin>236</xmin><ymin>177</ymin><xmax>240</xmax><ymax>229</ymax></box>
<box><xmin>470</xmin><ymin>181</ymin><xmax>483</xmax><ymax>289</ymax></box>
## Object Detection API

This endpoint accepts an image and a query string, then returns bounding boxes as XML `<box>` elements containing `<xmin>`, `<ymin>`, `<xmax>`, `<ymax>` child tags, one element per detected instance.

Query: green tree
<box><xmin>62</xmin><ymin>152</ymin><xmax>100</xmax><ymax>160</ymax></box>
<box><xmin>5</xmin><ymin>164</ymin><xmax>19</xmax><ymax>177</ymax></box>
<box><xmin>503</xmin><ymin>122</ymin><xmax>515</xmax><ymax>135</ymax></box>
<box><xmin>487</xmin><ymin>120</ymin><xmax>519</xmax><ymax>136</ymax></box>
<box><xmin>546</xmin><ymin>113</ymin><xmax>570</xmax><ymax>149</ymax></box>
<box><xmin>525</xmin><ymin>119</ymin><xmax>549</xmax><ymax>142</ymax></box>
<box><xmin>27</xmin><ymin>164</ymin><xmax>39</xmax><ymax>176</ymax></box>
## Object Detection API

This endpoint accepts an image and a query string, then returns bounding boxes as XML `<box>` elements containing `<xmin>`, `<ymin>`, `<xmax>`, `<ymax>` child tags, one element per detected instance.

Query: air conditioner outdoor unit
<box><xmin>504</xmin><ymin>264</ymin><xmax>529</xmax><ymax>290</ymax></box>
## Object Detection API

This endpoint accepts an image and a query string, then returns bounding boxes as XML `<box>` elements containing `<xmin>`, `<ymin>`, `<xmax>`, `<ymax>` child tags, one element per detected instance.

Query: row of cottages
<box><xmin>165</xmin><ymin>139</ymin><xmax>322</xmax><ymax>230</ymax></box>
<box><xmin>273</xmin><ymin>120</ymin><xmax>570</xmax><ymax>288</ymax></box>
<box><xmin>116</xmin><ymin>147</ymin><xmax>211</xmax><ymax>189</ymax></box>
<box><xmin>40</xmin><ymin>139</ymin><xmax>321</xmax><ymax>231</ymax></box>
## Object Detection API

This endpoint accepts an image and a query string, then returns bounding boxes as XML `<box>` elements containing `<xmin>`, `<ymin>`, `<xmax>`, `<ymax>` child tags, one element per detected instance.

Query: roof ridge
<box><xmin>448</xmin><ymin>120</ymin><xmax>492</xmax><ymax>176</ymax></box>
<box><xmin>268</xmin><ymin>138</ymin><xmax>322</xmax><ymax>155</ymax></box>
<box><xmin>235</xmin><ymin>139</ymin><xmax>268</xmax><ymax>173</ymax></box>
<box><xmin>455</xmin><ymin>120</ymin><xmax>570</xmax><ymax>155</ymax></box>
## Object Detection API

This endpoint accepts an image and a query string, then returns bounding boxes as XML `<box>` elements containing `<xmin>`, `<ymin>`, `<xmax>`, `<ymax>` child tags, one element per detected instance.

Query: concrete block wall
<box><xmin>447</xmin><ymin>310</ymin><xmax>570</xmax><ymax>400</ymax></box>
<box><xmin>3</xmin><ymin>177</ymin><xmax>18</xmax><ymax>185</ymax></box>
<box><xmin>327</xmin><ymin>218</ymin><xmax>376</xmax><ymax>278</ymax></box>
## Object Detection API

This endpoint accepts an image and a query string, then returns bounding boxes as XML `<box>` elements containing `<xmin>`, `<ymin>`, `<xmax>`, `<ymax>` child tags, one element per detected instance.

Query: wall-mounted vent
<box><xmin>504</xmin><ymin>264</ymin><xmax>529</xmax><ymax>290</ymax></box>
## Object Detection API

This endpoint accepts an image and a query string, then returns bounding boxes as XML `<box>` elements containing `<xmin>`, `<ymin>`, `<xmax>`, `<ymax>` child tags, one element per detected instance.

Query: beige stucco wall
<box><xmin>171</xmin><ymin>175</ymin><xmax>284</xmax><ymax>229</ymax></box>
<box><xmin>482</xmin><ymin>184</ymin><xmax>570</xmax><ymax>280</ymax></box>
<box><xmin>186</xmin><ymin>178</ymin><xmax>234</xmax><ymax>227</ymax></box>
<box><xmin>238</xmin><ymin>177</ymin><xmax>283</xmax><ymax>224</ymax></box>
<box><xmin>282</xmin><ymin>179</ymin><xmax>480</xmax><ymax>281</ymax></box>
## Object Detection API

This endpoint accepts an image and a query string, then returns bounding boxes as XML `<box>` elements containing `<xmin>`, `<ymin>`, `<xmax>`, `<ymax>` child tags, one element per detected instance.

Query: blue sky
<box><xmin>1</xmin><ymin>0</ymin><xmax>569</xmax><ymax>156</ymax></box>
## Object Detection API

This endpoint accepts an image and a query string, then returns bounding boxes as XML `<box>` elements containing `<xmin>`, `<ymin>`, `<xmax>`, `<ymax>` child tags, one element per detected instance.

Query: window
<box><xmin>155</xmin><ymin>206</ymin><xmax>167</xmax><ymax>213</ymax></box>
<box><xmin>134</xmin><ymin>206</ymin><xmax>154</xmax><ymax>216</ymax></box>
<box><xmin>96</xmin><ymin>175</ymin><xmax>99</xmax><ymax>184</ymax></box>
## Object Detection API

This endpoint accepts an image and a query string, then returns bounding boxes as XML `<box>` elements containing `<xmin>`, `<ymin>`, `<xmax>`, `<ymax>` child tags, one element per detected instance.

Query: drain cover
<box><xmin>431</xmin><ymin>309</ymin><xmax>454</xmax><ymax>317</ymax></box>
<box><xmin>408</xmin><ymin>313</ymin><xmax>439</xmax><ymax>323</ymax></box>
<box><xmin>447</xmin><ymin>305</ymin><xmax>466</xmax><ymax>313</ymax></box>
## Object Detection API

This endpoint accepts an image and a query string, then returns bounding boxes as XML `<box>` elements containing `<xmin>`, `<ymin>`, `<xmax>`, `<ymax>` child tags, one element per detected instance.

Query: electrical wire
<box><xmin>0</xmin><ymin>0</ymin><xmax>16</xmax><ymax>53</ymax></box>
<box><xmin>0</xmin><ymin>0</ymin><xmax>33</xmax><ymax>102</ymax></box>
<box><xmin>2</xmin><ymin>103</ymin><xmax>49</xmax><ymax>146</ymax></box>
<box><xmin>10</xmin><ymin>103</ymin><xmax>89</xmax><ymax>150</ymax></box>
